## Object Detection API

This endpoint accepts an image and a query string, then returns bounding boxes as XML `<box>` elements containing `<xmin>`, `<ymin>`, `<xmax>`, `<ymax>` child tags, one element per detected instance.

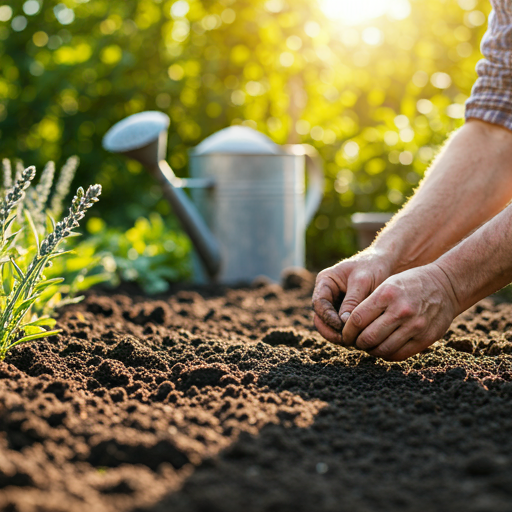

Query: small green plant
<box><xmin>86</xmin><ymin>212</ymin><xmax>191</xmax><ymax>294</ymax></box>
<box><xmin>2</xmin><ymin>156</ymin><xmax>109</xmax><ymax>317</ymax></box>
<box><xmin>0</xmin><ymin>159</ymin><xmax>101</xmax><ymax>359</ymax></box>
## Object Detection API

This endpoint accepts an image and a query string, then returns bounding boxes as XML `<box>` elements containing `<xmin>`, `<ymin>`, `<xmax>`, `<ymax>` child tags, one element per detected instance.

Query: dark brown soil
<box><xmin>2</xmin><ymin>271</ymin><xmax>512</xmax><ymax>512</ymax></box>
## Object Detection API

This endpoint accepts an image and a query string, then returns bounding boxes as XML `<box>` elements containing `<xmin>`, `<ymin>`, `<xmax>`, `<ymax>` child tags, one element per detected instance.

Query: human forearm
<box><xmin>435</xmin><ymin>201</ymin><xmax>512</xmax><ymax>315</ymax></box>
<box><xmin>373</xmin><ymin>119</ymin><xmax>512</xmax><ymax>273</ymax></box>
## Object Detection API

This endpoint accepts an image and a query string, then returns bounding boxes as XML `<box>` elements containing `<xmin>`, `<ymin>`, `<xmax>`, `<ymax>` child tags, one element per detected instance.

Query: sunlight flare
<box><xmin>320</xmin><ymin>0</ymin><xmax>411</xmax><ymax>25</ymax></box>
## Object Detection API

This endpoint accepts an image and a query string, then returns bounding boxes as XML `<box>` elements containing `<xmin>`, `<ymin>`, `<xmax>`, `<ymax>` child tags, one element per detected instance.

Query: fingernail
<box><xmin>340</xmin><ymin>312</ymin><xmax>350</xmax><ymax>324</ymax></box>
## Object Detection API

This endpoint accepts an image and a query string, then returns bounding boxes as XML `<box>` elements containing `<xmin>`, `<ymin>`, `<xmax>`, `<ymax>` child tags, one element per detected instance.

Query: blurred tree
<box><xmin>0</xmin><ymin>0</ymin><xmax>490</xmax><ymax>269</ymax></box>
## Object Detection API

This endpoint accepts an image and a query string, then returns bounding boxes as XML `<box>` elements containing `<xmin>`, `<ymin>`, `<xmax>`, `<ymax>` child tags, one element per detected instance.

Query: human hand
<box><xmin>312</xmin><ymin>250</ymin><xmax>393</xmax><ymax>344</ymax></box>
<box><xmin>341</xmin><ymin>263</ymin><xmax>460</xmax><ymax>361</ymax></box>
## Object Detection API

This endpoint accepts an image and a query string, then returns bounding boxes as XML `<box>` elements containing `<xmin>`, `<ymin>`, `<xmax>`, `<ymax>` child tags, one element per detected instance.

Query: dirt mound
<box><xmin>1</xmin><ymin>277</ymin><xmax>512</xmax><ymax>511</ymax></box>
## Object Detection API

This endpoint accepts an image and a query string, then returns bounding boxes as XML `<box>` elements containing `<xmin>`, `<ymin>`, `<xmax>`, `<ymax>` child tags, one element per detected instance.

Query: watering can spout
<box><xmin>103</xmin><ymin>111</ymin><xmax>221</xmax><ymax>279</ymax></box>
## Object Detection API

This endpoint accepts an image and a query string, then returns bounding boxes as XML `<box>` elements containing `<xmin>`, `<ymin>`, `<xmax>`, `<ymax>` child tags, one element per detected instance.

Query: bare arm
<box><xmin>375</xmin><ymin>119</ymin><xmax>512</xmax><ymax>273</ymax></box>
<box><xmin>313</xmin><ymin>119</ymin><xmax>512</xmax><ymax>343</ymax></box>
<box><xmin>437</xmin><ymin>201</ymin><xmax>512</xmax><ymax>314</ymax></box>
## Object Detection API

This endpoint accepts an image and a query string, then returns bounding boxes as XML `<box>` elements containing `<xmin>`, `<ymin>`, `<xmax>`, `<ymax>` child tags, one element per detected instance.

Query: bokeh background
<box><xmin>0</xmin><ymin>0</ymin><xmax>490</xmax><ymax>274</ymax></box>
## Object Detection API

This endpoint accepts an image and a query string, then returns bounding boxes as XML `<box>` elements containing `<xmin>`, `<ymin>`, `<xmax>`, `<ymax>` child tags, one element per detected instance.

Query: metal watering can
<box><xmin>103</xmin><ymin>111</ymin><xmax>324</xmax><ymax>284</ymax></box>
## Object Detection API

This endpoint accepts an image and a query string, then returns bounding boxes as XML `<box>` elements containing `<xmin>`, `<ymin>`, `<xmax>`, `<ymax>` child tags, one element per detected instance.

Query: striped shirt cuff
<box><xmin>465</xmin><ymin>77</ymin><xmax>512</xmax><ymax>132</ymax></box>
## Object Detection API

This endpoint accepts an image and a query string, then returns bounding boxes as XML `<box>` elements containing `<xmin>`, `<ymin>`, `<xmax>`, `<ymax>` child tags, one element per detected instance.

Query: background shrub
<box><xmin>0</xmin><ymin>0</ymin><xmax>489</xmax><ymax>270</ymax></box>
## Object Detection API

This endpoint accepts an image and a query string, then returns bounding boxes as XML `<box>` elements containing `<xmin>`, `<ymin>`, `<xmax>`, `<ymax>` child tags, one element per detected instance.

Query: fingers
<box><xmin>353</xmin><ymin>314</ymin><xmax>402</xmax><ymax>351</ymax></box>
<box><xmin>313</xmin><ymin>314</ymin><xmax>343</xmax><ymax>344</ymax></box>
<box><xmin>367</xmin><ymin>326</ymin><xmax>412</xmax><ymax>359</ymax></box>
<box><xmin>341</xmin><ymin>296</ymin><xmax>386</xmax><ymax>346</ymax></box>
<box><xmin>385</xmin><ymin>337</ymin><xmax>437</xmax><ymax>362</ymax></box>
<box><xmin>312</xmin><ymin>273</ymin><xmax>346</xmax><ymax>332</ymax></box>
<box><xmin>313</xmin><ymin>297</ymin><xmax>343</xmax><ymax>332</ymax></box>
<box><xmin>364</xmin><ymin>313</ymin><xmax>433</xmax><ymax>360</ymax></box>
<box><xmin>339</xmin><ymin>271</ymin><xmax>374</xmax><ymax>321</ymax></box>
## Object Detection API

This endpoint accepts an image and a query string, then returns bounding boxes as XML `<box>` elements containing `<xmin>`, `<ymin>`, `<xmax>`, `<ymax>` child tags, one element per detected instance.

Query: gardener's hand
<box><xmin>341</xmin><ymin>263</ymin><xmax>460</xmax><ymax>361</ymax></box>
<box><xmin>312</xmin><ymin>250</ymin><xmax>393</xmax><ymax>344</ymax></box>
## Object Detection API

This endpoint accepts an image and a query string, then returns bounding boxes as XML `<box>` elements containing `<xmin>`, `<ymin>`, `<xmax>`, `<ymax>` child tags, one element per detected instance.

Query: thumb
<box><xmin>339</xmin><ymin>273</ymin><xmax>373</xmax><ymax>325</ymax></box>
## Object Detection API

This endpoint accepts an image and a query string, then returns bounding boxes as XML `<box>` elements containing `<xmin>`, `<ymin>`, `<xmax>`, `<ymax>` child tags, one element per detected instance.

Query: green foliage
<box><xmin>33</xmin><ymin>235</ymin><xmax>111</xmax><ymax>314</ymax></box>
<box><xmin>0</xmin><ymin>0</ymin><xmax>491</xmax><ymax>268</ymax></box>
<box><xmin>85</xmin><ymin>212</ymin><xmax>192</xmax><ymax>294</ymax></box>
<box><xmin>0</xmin><ymin>162</ymin><xmax>101</xmax><ymax>359</ymax></box>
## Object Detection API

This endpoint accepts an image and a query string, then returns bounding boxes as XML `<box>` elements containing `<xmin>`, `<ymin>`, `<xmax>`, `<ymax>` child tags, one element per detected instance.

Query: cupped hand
<box><xmin>312</xmin><ymin>250</ymin><xmax>393</xmax><ymax>345</ymax></box>
<box><xmin>341</xmin><ymin>263</ymin><xmax>460</xmax><ymax>361</ymax></box>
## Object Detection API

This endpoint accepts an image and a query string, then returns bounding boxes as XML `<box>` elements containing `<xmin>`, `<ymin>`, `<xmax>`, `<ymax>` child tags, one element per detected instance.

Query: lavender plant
<box><xmin>0</xmin><ymin>162</ymin><xmax>101</xmax><ymax>360</ymax></box>
<box><xmin>0</xmin><ymin>156</ymin><xmax>108</xmax><ymax>316</ymax></box>
<box><xmin>50</xmin><ymin>156</ymin><xmax>79</xmax><ymax>219</ymax></box>
<box><xmin>26</xmin><ymin>161</ymin><xmax>55</xmax><ymax>227</ymax></box>
<box><xmin>14</xmin><ymin>161</ymin><xmax>24</xmax><ymax>183</ymax></box>
<box><xmin>2</xmin><ymin>159</ymin><xmax>12</xmax><ymax>191</ymax></box>
<box><xmin>0</xmin><ymin>165</ymin><xmax>36</xmax><ymax>250</ymax></box>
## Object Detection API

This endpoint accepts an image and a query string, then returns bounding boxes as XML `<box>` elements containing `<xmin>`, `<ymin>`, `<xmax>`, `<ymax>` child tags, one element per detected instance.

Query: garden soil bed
<box><xmin>2</xmin><ymin>270</ymin><xmax>512</xmax><ymax>512</ymax></box>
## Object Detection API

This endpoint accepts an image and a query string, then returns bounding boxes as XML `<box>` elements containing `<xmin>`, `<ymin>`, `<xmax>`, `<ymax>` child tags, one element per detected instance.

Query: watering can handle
<box><xmin>283</xmin><ymin>144</ymin><xmax>324</xmax><ymax>226</ymax></box>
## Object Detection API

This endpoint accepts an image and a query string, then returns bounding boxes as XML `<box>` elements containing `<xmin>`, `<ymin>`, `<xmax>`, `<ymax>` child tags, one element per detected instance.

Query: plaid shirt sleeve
<box><xmin>465</xmin><ymin>0</ymin><xmax>512</xmax><ymax>131</ymax></box>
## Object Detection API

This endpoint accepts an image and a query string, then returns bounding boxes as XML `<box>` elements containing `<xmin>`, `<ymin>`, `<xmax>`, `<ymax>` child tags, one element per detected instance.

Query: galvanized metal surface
<box><xmin>189</xmin><ymin>153</ymin><xmax>307</xmax><ymax>283</ymax></box>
